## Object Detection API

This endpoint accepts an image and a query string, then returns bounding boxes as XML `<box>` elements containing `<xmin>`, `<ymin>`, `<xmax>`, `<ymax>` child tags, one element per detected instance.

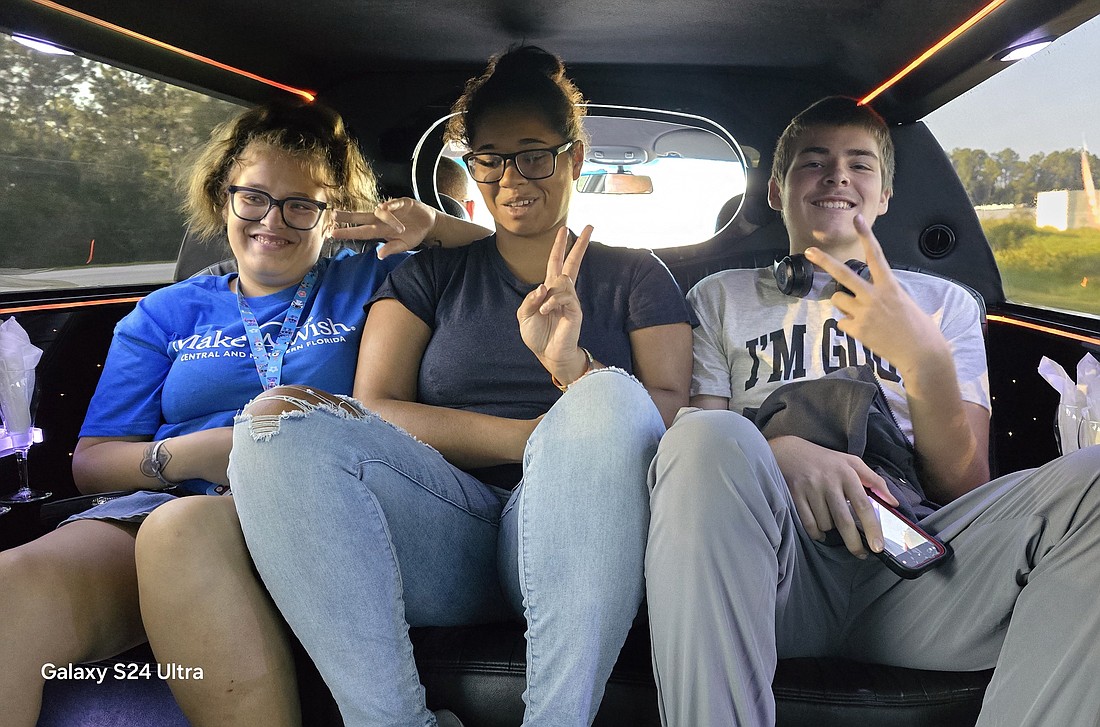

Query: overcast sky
<box><xmin>923</xmin><ymin>13</ymin><xmax>1100</xmax><ymax>156</ymax></box>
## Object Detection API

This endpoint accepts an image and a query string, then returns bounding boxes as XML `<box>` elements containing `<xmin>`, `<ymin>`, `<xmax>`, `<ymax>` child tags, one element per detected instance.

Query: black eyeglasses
<box><xmin>462</xmin><ymin>140</ymin><xmax>577</xmax><ymax>184</ymax></box>
<box><xmin>226</xmin><ymin>186</ymin><xmax>329</xmax><ymax>231</ymax></box>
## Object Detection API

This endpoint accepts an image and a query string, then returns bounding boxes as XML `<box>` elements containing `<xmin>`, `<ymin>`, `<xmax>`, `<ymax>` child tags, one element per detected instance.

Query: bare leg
<box><xmin>136</xmin><ymin>495</ymin><xmax>301</xmax><ymax>727</ymax></box>
<box><xmin>0</xmin><ymin>520</ymin><xmax>145</xmax><ymax>727</ymax></box>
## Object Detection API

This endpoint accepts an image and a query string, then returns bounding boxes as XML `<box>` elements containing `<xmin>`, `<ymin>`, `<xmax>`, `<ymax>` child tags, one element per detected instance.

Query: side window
<box><xmin>0</xmin><ymin>33</ymin><xmax>242</xmax><ymax>293</ymax></box>
<box><xmin>415</xmin><ymin>106</ymin><xmax>751</xmax><ymax>250</ymax></box>
<box><xmin>923</xmin><ymin>16</ymin><xmax>1100</xmax><ymax>319</ymax></box>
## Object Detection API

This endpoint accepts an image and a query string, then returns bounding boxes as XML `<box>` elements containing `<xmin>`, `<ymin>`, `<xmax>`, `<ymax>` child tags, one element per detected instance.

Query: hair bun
<box><xmin>445</xmin><ymin>44</ymin><xmax>585</xmax><ymax>147</ymax></box>
<box><xmin>489</xmin><ymin>45</ymin><xmax>564</xmax><ymax>82</ymax></box>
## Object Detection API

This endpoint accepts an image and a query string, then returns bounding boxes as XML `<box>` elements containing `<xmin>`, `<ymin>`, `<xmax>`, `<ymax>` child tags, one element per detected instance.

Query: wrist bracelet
<box><xmin>144</xmin><ymin>438</ymin><xmax>179</xmax><ymax>490</ymax></box>
<box><xmin>552</xmin><ymin>347</ymin><xmax>594</xmax><ymax>392</ymax></box>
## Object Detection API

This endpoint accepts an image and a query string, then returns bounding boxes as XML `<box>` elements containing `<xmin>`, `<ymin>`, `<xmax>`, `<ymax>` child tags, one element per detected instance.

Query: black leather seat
<box><xmin>411</xmin><ymin>623</ymin><xmax>993</xmax><ymax>726</ymax></box>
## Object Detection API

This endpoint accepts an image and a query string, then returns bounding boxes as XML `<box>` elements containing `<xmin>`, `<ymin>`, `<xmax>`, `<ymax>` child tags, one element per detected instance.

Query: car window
<box><xmin>422</xmin><ymin>107</ymin><xmax>749</xmax><ymax>250</ymax></box>
<box><xmin>923</xmin><ymin>15</ymin><xmax>1100</xmax><ymax>319</ymax></box>
<box><xmin>0</xmin><ymin>32</ymin><xmax>242</xmax><ymax>293</ymax></box>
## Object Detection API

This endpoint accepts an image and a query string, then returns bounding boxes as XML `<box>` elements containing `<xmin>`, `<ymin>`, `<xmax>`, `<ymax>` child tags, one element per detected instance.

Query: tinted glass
<box><xmin>0</xmin><ymin>33</ymin><xmax>242</xmax><ymax>292</ymax></box>
<box><xmin>924</xmin><ymin>17</ymin><xmax>1100</xmax><ymax>318</ymax></box>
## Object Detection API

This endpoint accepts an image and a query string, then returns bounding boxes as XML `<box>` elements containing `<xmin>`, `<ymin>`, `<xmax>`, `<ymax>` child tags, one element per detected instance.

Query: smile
<box><xmin>504</xmin><ymin>198</ymin><xmax>535</xmax><ymax>208</ymax></box>
<box><xmin>813</xmin><ymin>200</ymin><xmax>855</xmax><ymax>209</ymax></box>
<box><xmin>252</xmin><ymin>234</ymin><xmax>293</xmax><ymax>246</ymax></box>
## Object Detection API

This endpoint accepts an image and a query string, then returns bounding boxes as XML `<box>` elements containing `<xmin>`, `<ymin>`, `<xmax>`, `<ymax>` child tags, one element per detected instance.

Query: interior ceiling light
<box><xmin>860</xmin><ymin>0</ymin><xmax>1008</xmax><ymax>105</ymax></box>
<box><xmin>997</xmin><ymin>39</ymin><xmax>1054</xmax><ymax>61</ymax></box>
<box><xmin>28</xmin><ymin>0</ymin><xmax>316</xmax><ymax>102</ymax></box>
<box><xmin>12</xmin><ymin>33</ymin><xmax>74</xmax><ymax>55</ymax></box>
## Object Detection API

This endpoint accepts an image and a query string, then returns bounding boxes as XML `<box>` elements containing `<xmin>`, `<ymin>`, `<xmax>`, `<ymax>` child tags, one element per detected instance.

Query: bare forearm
<box><xmin>361</xmin><ymin>398</ymin><xmax>535</xmax><ymax>469</ymax></box>
<box><xmin>73</xmin><ymin>428</ymin><xmax>233</xmax><ymax>494</ymax></box>
<box><xmin>902</xmin><ymin>346</ymin><xmax>990</xmax><ymax>501</ymax></box>
<box><xmin>430</xmin><ymin>214</ymin><xmax>491</xmax><ymax>249</ymax></box>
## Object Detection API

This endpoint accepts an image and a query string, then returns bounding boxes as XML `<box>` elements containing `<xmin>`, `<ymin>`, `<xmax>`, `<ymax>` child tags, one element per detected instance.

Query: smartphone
<box><xmin>857</xmin><ymin>490</ymin><xmax>952</xmax><ymax>579</ymax></box>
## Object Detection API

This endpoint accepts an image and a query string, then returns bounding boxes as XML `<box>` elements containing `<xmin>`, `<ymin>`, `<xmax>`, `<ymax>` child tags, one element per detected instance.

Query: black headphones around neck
<box><xmin>774</xmin><ymin>254</ymin><xmax>871</xmax><ymax>297</ymax></box>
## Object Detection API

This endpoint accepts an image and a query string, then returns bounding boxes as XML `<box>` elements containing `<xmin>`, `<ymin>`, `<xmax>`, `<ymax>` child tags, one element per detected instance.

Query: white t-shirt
<box><xmin>688</xmin><ymin>266</ymin><xmax>990</xmax><ymax>443</ymax></box>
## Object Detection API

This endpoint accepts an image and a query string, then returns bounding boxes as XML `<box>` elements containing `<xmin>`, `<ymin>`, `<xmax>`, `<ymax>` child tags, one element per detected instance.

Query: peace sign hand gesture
<box><xmin>805</xmin><ymin>214</ymin><xmax>949</xmax><ymax>375</ymax></box>
<box><xmin>517</xmin><ymin>225</ymin><xmax>593</xmax><ymax>385</ymax></box>
<box><xmin>332</xmin><ymin>198</ymin><xmax>432</xmax><ymax>259</ymax></box>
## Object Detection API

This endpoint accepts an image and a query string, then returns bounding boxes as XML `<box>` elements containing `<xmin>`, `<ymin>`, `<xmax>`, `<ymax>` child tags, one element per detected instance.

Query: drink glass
<box><xmin>0</xmin><ymin>426</ymin><xmax>50</xmax><ymax>504</ymax></box>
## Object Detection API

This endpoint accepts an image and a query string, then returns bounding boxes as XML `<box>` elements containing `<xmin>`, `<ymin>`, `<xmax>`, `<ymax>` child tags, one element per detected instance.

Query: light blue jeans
<box><xmin>229</xmin><ymin>368</ymin><xmax>663</xmax><ymax>727</ymax></box>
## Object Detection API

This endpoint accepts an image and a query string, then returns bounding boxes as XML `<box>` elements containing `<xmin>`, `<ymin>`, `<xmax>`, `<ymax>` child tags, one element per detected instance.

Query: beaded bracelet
<box><xmin>551</xmin><ymin>347</ymin><xmax>594</xmax><ymax>392</ymax></box>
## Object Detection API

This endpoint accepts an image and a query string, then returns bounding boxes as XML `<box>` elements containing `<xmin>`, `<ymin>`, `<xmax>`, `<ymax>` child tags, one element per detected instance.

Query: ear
<box><xmin>767</xmin><ymin>177</ymin><xmax>783</xmax><ymax>212</ymax></box>
<box><xmin>879</xmin><ymin>187</ymin><xmax>891</xmax><ymax>216</ymax></box>
<box><xmin>570</xmin><ymin>140</ymin><xmax>585</xmax><ymax>181</ymax></box>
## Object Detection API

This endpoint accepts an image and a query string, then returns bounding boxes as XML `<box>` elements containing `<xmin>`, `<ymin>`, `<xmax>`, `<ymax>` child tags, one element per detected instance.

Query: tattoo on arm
<box><xmin>139</xmin><ymin>440</ymin><xmax>174</xmax><ymax>488</ymax></box>
<box><xmin>139</xmin><ymin>442</ymin><xmax>157</xmax><ymax>479</ymax></box>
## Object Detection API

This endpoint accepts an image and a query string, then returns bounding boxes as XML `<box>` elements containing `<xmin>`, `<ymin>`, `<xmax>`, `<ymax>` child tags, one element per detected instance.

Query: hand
<box><xmin>805</xmin><ymin>214</ymin><xmax>950</xmax><ymax>375</ymax></box>
<box><xmin>769</xmin><ymin>435</ymin><xmax>898</xmax><ymax>557</ymax></box>
<box><xmin>332</xmin><ymin>198</ymin><xmax>437</xmax><ymax>259</ymax></box>
<box><xmin>517</xmin><ymin>225</ymin><xmax>592</xmax><ymax>383</ymax></box>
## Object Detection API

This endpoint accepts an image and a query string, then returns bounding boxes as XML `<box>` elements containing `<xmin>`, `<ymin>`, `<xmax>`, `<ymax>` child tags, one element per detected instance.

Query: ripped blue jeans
<box><xmin>228</xmin><ymin>368</ymin><xmax>664</xmax><ymax>727</ymax></box>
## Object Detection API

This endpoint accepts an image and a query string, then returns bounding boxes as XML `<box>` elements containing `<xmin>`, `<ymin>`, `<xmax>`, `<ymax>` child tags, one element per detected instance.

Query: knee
<box><xmin>657</xmin><ymin>408</ymin><xmax>765</xmax><ymax>467</ymax></box>
<box><xmin>1068</xmin><ymin>445</ymin><xmax>1100</xmax><ymax>481</ymax></box>
<box><xmin>555</xmin><ymin>368</ymin><xmax>663</xmax><ymax>440</ymax></box>
<box><xmin>137</xmin><ymin>496</ymin><xmax>243</xmax><ymax>568</ymax></box>
<box><xmin>241</xmin><ymin>385</ymin><xmax>353</xmax><ymax>417</ymax></box>
<box><xmin>651</xmin><ymin>409</ymin><xmax>771</xmax><ymax>501</ymax></box>
<box><xmin>1064</xmin><ymin>446</ymin><xmax>1100</xmax><ymax>509</ymax></box>
<box><xmin>235</xmin><ymin>385</ymin><xmax>364</xmax><ymax>447</ymax></box>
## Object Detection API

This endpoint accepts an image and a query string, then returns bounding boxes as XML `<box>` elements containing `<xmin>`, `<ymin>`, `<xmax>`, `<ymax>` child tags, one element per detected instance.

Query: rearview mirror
<box><xmin>576</xmin><ymin>173</ymin><xmax>654</xmax><ymax>194</ymax></box>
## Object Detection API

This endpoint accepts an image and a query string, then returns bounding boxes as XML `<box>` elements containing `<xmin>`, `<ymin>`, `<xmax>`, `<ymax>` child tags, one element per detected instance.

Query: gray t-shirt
<box><xmin>688</xmin><ymin>265</ymin><xmax>990</xmax><ymax>443</ymax></box>
<box><xmin>370</xmin><ymin>235</ymin><xmax>692</xmax><ymax>484</ymax></box>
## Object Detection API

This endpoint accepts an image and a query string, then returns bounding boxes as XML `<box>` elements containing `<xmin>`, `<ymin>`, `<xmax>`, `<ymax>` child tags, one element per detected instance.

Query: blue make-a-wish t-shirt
<box><xmin>81</xmin><ymin>250</ymin><xmax>405</xmax><ymax>490</ymax></box>
<box><xmin>369</xmin><ymin>235</ymin><xmax>692</xmax><ymax>485</ymax></box>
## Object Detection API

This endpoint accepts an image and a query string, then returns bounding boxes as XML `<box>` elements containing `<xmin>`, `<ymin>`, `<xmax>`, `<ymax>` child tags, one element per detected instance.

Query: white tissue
<box><xmin>0</xmin><ymin>317</ymin><xmax>43</xmax><ymax>447</ymax></box>
<box><xmin>1040</xmin><ymin>354</ymin><xmax>1099</xmax><ymax>453</ymax></box>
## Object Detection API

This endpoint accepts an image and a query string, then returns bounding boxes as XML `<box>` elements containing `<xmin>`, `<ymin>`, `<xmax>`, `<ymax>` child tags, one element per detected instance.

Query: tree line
<box><xmin>948</xmin><ymin>147</ymin><xmax>1100</xmax><ymax>207</ymax></box>
<box><xmin>1</xmin><ymin>35</ymin><xmax>239</xmax><ymax>270</ymax></box>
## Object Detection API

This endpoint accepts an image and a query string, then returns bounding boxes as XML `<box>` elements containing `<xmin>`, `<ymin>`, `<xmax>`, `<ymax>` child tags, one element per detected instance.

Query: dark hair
<box><xmin>435</xmin><ymin>156</ymin><xmax>471</xmax><ymax>200</ymax></box>
<box><xmin>183</xmin><ymin>100</ymin><xmax>378</xmax><ymax>240</ymax></box>
<box><xmin>771</xmin><ymin>96</ymin><xmax>895</xmax><ymax>194</ymax></box>
<box><xmin>445</xmin><ymin>45</ymin><xmax>587</xmax><ymax>148</ymax></box>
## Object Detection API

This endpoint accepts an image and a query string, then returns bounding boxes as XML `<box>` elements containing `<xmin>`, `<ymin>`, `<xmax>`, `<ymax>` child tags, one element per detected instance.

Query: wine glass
<box><xmin>0</xmin><ymin>374</ymin><xmax>51</xmax><ymax>505</ymax></box>
<box><xmin>0</xmin><ymin>434</ymin><xmax>51</xmax><ymax>505</ymax></box>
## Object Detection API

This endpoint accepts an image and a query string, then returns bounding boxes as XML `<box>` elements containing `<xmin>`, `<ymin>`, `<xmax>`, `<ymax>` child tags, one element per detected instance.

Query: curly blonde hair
<box><xmin>182</xmin><ymin>100</ymin><xmax>378</xmax><ymax>240</ymax></box>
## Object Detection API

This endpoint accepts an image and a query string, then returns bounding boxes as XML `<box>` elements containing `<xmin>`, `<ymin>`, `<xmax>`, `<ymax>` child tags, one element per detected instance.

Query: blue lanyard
<box><xmin>235</xmin><ymin>264</ymin><xmax>320</xmax><ymax>391</ymax></box>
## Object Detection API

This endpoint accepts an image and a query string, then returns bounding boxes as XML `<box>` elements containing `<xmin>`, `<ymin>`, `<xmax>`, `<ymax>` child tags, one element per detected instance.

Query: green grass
<box><xmin>983</xmin><ymin>222</ymin><xmax>1100</xmax><ymax>317</ymax></box>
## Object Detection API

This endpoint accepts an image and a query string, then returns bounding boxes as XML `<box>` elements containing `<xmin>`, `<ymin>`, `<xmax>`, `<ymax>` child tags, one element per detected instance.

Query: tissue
<box><xmin>0</xmin><ymin>317</ymin><xmax>43</xmax><ymax>449</ymax></box>
<box><xmin>1040</xmin><ymin>353</ymin><xmax>1099</xmax><ymax>453</ymax></box>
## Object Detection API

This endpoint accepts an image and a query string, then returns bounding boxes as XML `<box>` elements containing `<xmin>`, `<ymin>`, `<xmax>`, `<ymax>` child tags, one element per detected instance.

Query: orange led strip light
<box><xmin>860</xmin><ymin>0</ymin><xmax>1008</xmax><ymax>105</ymax></box>
<box><xmin>29</xmin><ymin>0</ymin><xmax>316</xmax><ymax>102</ymax></box>
<box><xmin>0</xmin><ymin>296</ymin><xmax>144</xmax><ymax>316</ymax></box>
<box><xmin>988</xmin><ymin>314</ymin><xmax>1100</xmax><ymax>347</ymax></box>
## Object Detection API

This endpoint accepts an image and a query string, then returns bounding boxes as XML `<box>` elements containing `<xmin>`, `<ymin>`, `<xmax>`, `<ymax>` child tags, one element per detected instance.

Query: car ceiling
<box><xmin>4</xmin><ymin>0</ymin><xmax>1100</xmax><ymax>126</ymax></box>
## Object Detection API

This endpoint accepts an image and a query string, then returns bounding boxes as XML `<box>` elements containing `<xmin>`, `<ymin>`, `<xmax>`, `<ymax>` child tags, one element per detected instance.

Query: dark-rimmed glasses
<box><xmin>462</xmin><ymin>140</ymin><xmax>577</xmax><ymax>184</ymax></box>
<box><xmin>227</xmin><ymin>186</ymin><xmax>329</xmax><ymax>231</ymax></box>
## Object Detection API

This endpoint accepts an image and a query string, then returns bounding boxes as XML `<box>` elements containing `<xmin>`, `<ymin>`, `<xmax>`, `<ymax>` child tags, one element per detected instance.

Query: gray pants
<box><xmin>646</xmin><ymin>408</ymin><xmax>1100</xmax><ymax>727</ymax></box>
